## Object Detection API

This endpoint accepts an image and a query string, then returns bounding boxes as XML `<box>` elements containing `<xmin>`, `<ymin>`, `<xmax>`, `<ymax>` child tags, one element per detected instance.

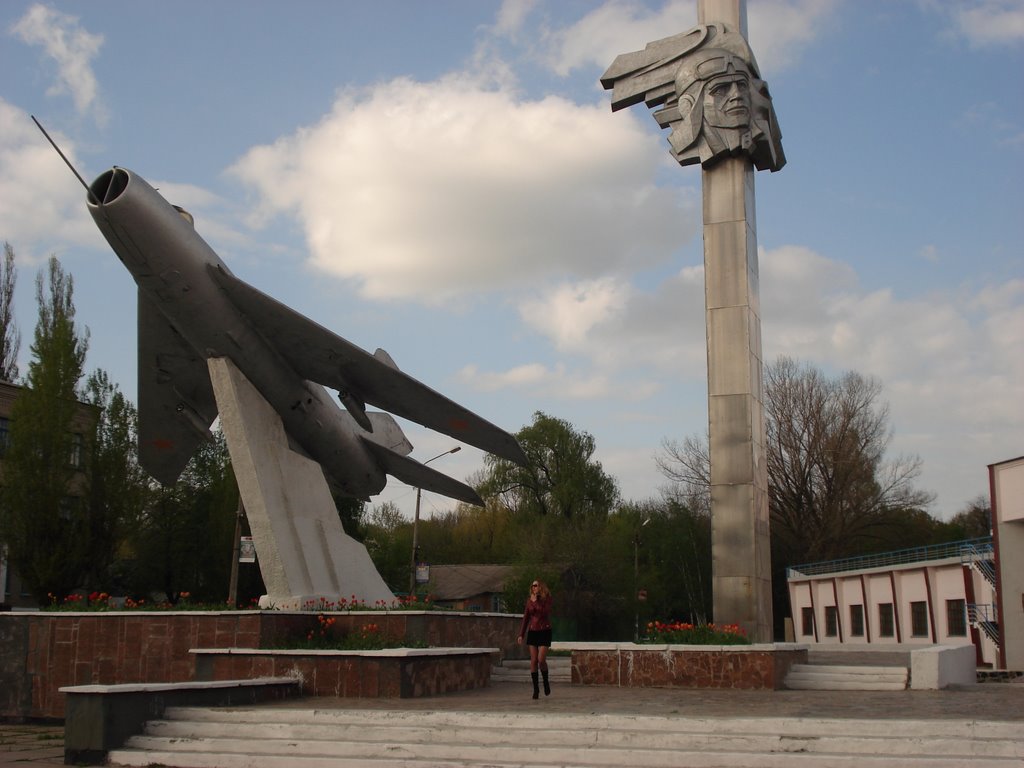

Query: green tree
<box><xmin>479</xmin><ymin>411</ymin><xmax>619</xmax><ymax>521</ymax></box>
<box><xmin>0</xmin><ymin>242</ymin><xmax>20</xmax><ymax>381</ymax></box>
<box><xmin>945</xmin><ymin>495</ymin><xmax>991</xmax><ymax>540</ymax></box>
<box><xmin>477</xmin><ymin>412</ymin><xmax>620</xmax><ymax>639</ymax></box>
<box><xmin>363</xmin><ymin>501</ymin><xmax>412</xmax><ymax>591</ymax></box>
<box><xmin>334</xmin><ymin>495</ymin><xmax>367</xmax><ymax>542</ymax></box>
<box><xmin>127</xmin><ymin>431</ymin><xmax>240</xmax><ymax>602</ymax></box>
<box><xmin>0</xmin><ymin>257</ymin><xmax>89</xmax><ymax>602</ymax></box>
<box><xmin>594</xmin><ymin>500</ymin><xmax>712</xmax><ymax>640</ymax></box>
<box><xmin>81</xmin><ymin>369</ymin><xmax>150</xmax><ymax>591</ymax></box>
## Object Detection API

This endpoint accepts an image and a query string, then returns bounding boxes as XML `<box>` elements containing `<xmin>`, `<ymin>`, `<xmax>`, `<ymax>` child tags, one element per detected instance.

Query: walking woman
<box><xmin>516</xmin><ymin>579</ymin><xmax>553</xmax><ymax>699</ymax></box>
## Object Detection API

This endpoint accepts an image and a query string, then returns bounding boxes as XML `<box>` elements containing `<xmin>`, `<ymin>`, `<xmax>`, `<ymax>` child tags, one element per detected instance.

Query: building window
<box><xmin>878</xmin><ymin>603</ymin><xmax>895</xmax><ymax>637</ymax></box>
<box><xmin>911</xmin><ymin>601</ymin><xmax>929</xmax><ymax>637</ymax></box>
<box><xmin>68</xmin><ymin>432</ymin><xmax>84</xmax><ymax>469</ymax></box>
<box><xmin>849</xmin><ymin>604</ymin><xmax>865</xmax><ymax>637</ymax></box>
<box><xmin>801</xmin><ymin>607</ymin><xmax>814</xmax><ymax>636</ymax></box>
<box><xmin>824</xmin><ymin>606</ymin><xmax>838</xmax><ymax>637</ymax></box>
<box><xmin>0</xmin><ymin>417</ymin><xmax>9</xmax><ymax>456</ymax></box>
<box><xmin>946</xmin><ymin>599</ymin><xmax>967</xmax><ymax>637</ymax></box>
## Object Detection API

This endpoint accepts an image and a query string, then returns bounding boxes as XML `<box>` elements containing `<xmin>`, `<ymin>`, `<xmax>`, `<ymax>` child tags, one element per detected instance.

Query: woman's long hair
<box><xmin>531</xmin><ymin>580</ymin><xmax>551</xmax><ymax>600</ymax></box>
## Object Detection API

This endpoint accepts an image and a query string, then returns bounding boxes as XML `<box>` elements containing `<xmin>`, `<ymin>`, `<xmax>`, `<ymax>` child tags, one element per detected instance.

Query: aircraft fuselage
<box><xmin>87</xmin><ymin>167</ymin><xmax>385</xmax><ymax>497</ymax></box>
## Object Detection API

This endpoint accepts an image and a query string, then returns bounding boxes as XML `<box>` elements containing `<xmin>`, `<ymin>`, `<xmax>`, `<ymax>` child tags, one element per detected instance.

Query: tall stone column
<box><xmin>703</xmin><ymin>155</ymin><xmax>772</xmax><ymax>640</ymax></box>
<box><xmin>603</xmin><ymin>0</ymin><xmax>783</xmax><ymax>641</ymax></box>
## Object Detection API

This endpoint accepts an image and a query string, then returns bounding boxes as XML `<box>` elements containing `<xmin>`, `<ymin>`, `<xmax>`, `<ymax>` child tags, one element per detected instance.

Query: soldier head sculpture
<box><xmin>602</xmin><ymin>22</ymin><xmax>785</xmax><ymax>172</ymax></box>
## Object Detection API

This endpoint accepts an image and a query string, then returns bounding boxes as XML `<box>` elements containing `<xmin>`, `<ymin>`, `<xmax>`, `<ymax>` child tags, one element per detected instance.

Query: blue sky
<box><xmin>0</xmin><ymin>0</ymin><xmax>1021</xmax><ymax>523</ymax></box>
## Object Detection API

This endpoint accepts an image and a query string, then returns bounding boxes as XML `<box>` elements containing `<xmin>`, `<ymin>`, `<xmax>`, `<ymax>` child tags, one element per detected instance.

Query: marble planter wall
<box><xmin>569</xmin><ymin>643</ymin><xmax>807</xmax><ymax>690</ymax></box>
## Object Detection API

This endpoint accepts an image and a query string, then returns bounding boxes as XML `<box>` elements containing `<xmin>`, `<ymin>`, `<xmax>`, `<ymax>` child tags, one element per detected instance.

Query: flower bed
<box><xmin>643</xmin><ymin>620</ymin><xmax>750</xmax><ymax>645</ymax></box>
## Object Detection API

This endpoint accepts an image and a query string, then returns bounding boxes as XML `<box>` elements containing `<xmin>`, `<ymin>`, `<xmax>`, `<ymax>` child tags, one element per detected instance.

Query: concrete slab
<box><xmin>0</xmin><ymin>723</ymin><xmax>64</xmax><ymax>767</ymax></box>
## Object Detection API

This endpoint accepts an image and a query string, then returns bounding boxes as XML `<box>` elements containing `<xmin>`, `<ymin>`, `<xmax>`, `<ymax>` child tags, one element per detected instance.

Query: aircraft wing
<box><xmin>210</xmin><ymin>266</ymin><xmax>528</xmax><ymax>466</ymax></box>
<box><xmin>137</xmin><ymin>290</ymin><xmax>219</xmax><ymax>484</ymax></box>
<box><xmin>360</xmin><ymin>437</ymin><xmax>484</xmax><ymax>506</ymax></box>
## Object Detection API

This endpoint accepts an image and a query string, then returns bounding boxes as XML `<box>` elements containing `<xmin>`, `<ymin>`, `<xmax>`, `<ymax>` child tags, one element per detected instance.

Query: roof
<box><xmin>786</xmin><ymin>537</ymin><xmax>993</xmax><ymax>579</ymax></box>
<box><xmin>426</xmin><ymin>564</ymin><xmax>519</xmax><ymax>601</ymax></box>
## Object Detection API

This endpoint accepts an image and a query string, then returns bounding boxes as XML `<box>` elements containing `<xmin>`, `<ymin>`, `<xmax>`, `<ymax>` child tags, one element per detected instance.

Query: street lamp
<box><xmin>409</xmin><ymin>446</ymin><xmax>461</xmax><ymax>594</ymax></box>
<box><xmin>634</xmin><ymin>516</ymin><xmax>651</xmax><ymax>642</ymax></box>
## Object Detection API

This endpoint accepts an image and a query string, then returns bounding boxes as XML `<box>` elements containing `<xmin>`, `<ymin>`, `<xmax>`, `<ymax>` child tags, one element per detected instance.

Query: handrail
<box><xmin>968</xmin><ymin>602</ymin><xmax>998</xmax><ymax>624</ymax></box>
<box><xmin>960</xmin><ymin>541</ymin><xmax>997</xmax><ymax>585</ymax></box>
<box><xmin>787</xmin><ymin>537</ymin><xmax>993</xmax><ymax>578</ymax></box>
<box><xmin>968</xmin><ymin>603</ymin><xmax>1001</xmax><ymax>646</ymax></box>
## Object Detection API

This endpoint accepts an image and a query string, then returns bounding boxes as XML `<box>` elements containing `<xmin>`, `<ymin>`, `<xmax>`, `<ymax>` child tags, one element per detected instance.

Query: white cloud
<box><xmin>494</xmin><ymin>0</ymin><xmax>541</xmax><ymax>38</ymax></box>
<box><xmin>757</xmin><ymin>245</ymin><xmax>1022</xmax><ymax>514</ymax></box>
<box><xmin>230</xmin><ymin>72</ymin><xmax>686</xmax><ymax>303</ymax></box>
<box><xmin>518</xmin><ymin>278</ymin><xmax>630</xmax><ymax>348</ymax></box>
<box><xmin>464</xmin><ymin>242</ymin><xmax>1021</xmax><ymax>515</ymax></box>
<box><xmin>542</xmin><ymin>0</ymin><xmax>838</xmax><ymax>78</ymax></box>
<box><xmin>460</xmin><ymin>361</ymin><xmax>550</xmax><ymax>390</ymax></box>
<box><xmin>0</xmin><ymin>98</ymin><xmax>96</xmax><ymax>262</ymax></box>
<box><xmin>10</xmin><ymin>4</ymin><xmax>104</xmax><ymax>120</ymax></box>
<box><xmin>951</xmin><ymin>0</ymin><xmax>1024</xmax><ymax>46</ymax></box>
<box><xmin>746</xmin><ymin>0</ymin><xmax>839</xmax><ymax>73</ymax></box>
<box><xmin>459</xmin><ymin>359</ymin><xmax>659</xmax><ymax>402</ymax></box>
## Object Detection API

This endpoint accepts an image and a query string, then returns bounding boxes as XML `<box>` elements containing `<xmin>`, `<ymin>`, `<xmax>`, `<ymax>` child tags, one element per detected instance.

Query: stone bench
<box><xmin>61</xmin><ymin>676</ymin><xmax>300</xmax><ymax>764</ymax></box>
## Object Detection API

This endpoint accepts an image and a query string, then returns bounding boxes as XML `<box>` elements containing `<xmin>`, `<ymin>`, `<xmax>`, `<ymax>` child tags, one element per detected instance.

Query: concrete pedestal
<box><xmin>208</xmin><ymin>357</ymin><xmax>394</xmax><ymax>609</ymax></box>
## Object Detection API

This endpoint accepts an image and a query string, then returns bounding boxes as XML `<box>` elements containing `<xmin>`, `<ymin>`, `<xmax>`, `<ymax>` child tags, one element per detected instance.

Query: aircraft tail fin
<box><xmin>362</xmin><ymin>412</ymin><xmax>413</xmax><ymax>456</ymax></box>
<box><xmin>359</xmin><ymin>436</ymin><xmax>483</xmax><ymax>507</ymax></box>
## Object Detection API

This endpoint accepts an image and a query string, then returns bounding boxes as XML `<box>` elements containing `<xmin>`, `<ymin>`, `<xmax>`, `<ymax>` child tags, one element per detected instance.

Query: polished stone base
<box><xmin>565</xmin><ymin>642</ymin><xmax>807</xmax><ymax>690</ymax></box>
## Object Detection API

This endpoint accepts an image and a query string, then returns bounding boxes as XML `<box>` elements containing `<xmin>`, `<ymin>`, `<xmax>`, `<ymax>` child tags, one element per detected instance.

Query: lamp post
<box><xmin>409</xmin><ymin>446</ymin><xmax>461</xmax><ymax>594</ymax></box>
<box><xmin>634</xmin><ymin>516</ymin><xmax>651</xmax><ymax>642</ymax></box>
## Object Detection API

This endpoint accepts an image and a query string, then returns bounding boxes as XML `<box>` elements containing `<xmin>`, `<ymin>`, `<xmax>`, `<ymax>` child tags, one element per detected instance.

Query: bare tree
<box><xmin>0</xmin><ymin>242</ymin><xmax>20</xmax><ymax>381</ymax></box>
<box><xmin>657</xmin><ymin>357</ymin><xmax>934</xmax><ymax>567</ymax></box>
<box><xmin>656</xmin><ymin>434</ymin><xmax>711</xmax><ymax>517</ymax></box>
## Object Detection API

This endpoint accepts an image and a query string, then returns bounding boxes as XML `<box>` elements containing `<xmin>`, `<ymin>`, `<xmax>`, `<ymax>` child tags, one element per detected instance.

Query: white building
<box><xmin>991</xmin><ymin>455</ymin><xmax>1024</xmax><ymax>670</ymax></box>
<box><xmin>787</xmin><ymin>454</ymin><xmax>1023</xmax><ymax>671</ymax></box>
<box><xmin>787</xmin><ymin>538</ymin><xmax>999</xmax><ymax>667</ymax></box>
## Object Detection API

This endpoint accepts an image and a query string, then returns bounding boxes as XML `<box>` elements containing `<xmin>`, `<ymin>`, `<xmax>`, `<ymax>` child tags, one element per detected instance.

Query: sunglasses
<box><xmin>531</xmin><ymin>583</ymin><xmax>539</xmax><ymax>587</ymax></box>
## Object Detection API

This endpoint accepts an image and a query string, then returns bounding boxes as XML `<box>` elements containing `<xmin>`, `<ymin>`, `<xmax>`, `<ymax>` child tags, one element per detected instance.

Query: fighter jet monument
<box><xmin>37</xmin><ymin>121</ymin><xmax>527</xmax><ymax>608</ymax></box>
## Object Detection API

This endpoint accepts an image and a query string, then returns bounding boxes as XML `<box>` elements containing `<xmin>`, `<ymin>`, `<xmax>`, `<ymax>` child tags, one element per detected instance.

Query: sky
<box><xmin>0</xmin><ymin>0</ymin><xmax>1021</xmax><ymax>524</ymax></box>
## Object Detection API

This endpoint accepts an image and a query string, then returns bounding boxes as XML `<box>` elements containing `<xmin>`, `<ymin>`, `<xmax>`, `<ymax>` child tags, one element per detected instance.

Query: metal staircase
<box><xmin>960</xmin><ymin>540</ymin><xmax>997</xmax><ymax>588</ymax></box>
<box><xmin>961</xmin><ymin>540</ymin><xmax>1000</xmax><ymax>650</ymax></box>
<box><xmin>968</xmin><ymin>602</ymin><xmax>1001</xmax><ymax>647</ymax></box>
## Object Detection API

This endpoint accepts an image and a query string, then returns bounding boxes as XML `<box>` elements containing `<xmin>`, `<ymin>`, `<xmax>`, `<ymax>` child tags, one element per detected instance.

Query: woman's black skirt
<box><xmin>526</xmin><ymin>628</ymin><xmax>552</xmax><ymax>647</ymax></box>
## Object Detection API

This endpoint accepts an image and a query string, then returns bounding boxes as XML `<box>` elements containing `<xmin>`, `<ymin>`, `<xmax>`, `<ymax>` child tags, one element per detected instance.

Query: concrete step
<box><xmin>105</xmin><ymin>706</ymin><xmax>1024</xmax><ymax>768</ymax></box>
<box><xmin>492</xmin><ymin>656</ymin><xmax>571</xmax><ymax>682</ymax></box>
<box><xmin>498</xmin><ymin>657</ymin><xmax>571</xmax><ymax>670</ymax></box>
<box><xmin>785</xmin><ymin>663</ymin><xmax>909</xmax><ymax>690</ymax></box>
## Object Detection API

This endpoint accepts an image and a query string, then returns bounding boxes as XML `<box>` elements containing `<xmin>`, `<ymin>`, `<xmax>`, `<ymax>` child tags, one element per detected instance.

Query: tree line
<box><xmin>0</xmin><ymin>246</ymin><xmax>258</xmax><ymax>607</ymax></box>
<box><xmin>0</xmin><ymin>243</ymin><xmax>990</xmax><ymax>640</ymax></box>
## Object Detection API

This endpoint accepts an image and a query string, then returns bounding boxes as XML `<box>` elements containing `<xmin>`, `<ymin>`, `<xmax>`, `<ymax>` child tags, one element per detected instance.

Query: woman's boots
<box><xmin>531</xmin><ymin>663</ymin><xmax>551</xmax><ymax>699</ymax></box>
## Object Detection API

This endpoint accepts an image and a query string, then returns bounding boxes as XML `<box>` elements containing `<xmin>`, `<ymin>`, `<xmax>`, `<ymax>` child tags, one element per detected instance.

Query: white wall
<box><xmin>992</xmin><ymin>457</ymin><xmax>1024</xmax><ymax>670</ymax></box>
